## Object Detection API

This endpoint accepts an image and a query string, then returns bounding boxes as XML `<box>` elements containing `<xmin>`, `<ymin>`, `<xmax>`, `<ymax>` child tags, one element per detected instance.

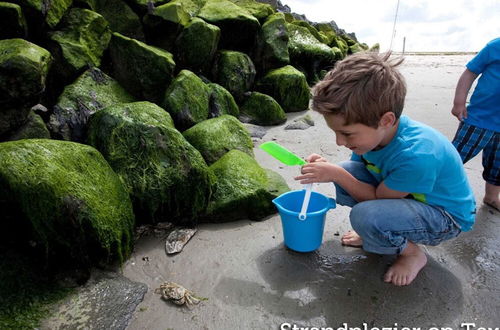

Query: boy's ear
<box><xmin>379</xmin><ymin>112</ymin><xmax>396</xmax><ymax>128</ymax></box>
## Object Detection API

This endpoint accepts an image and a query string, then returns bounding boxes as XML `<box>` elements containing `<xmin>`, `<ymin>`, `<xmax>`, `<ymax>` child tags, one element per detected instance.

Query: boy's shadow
<box><xmin>215</xmin><ymin>240</ymin><xmax>464</xmax><ymax>327</ymax></box>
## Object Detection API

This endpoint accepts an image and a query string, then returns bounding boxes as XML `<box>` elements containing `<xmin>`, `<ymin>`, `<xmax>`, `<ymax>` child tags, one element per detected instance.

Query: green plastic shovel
<box><xmin>259</xmin><ymin>141</ymin><xmax>312</xmax><ymax>220</ymax></box>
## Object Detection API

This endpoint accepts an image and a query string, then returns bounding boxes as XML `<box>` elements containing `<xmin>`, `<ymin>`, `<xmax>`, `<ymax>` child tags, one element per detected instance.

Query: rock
<box><xmin>175</xmin><ymin>17</ymin><xmax>220</xmax><ymax>74</ymax></box>
<box><xmin>48</xmin><ymin>67</ymin><xmax>136</xmax><ymax>142</ymax></box>
<box><xmin>229</xmin><ymin>0</ymin><xmax>274</xmax><ymax>21</ymax></box>
<box><xmin>0</xmin><ymin>139</ymin><xmax>135</xmax><ymax>269</ymax></box>
<box><xmin>197</xmin><ymin>0</ymin><xmax>260</xmax><ymax>53</ymax></box>
<box><xmin>204</xmin><ymin>149</ymin><xmax>289</xmax><ymax>222</ymax></box>
<box><xmin>239</xmin><ymin>91</ymin><xmax>286</xmax><ymax>126</ymax></box>
<box><xmin>16</xmin><ymin>0</ymin><xmax>72</xmax><ymax>29</ymax></box>
<box><xmin>284</xmin><ymin>113</ymin><xmax>315</xmax><ymax>130</ymax></box>
<box><xmin>212</xmin><ymin>50</ymin><xmax>256</xmax><ymax>102</ymax></box>
<box><xmin>254</xmin><ymin>12</ymin><xmax>290</xmax><ymax>73</ymax></box>
<box><xmin>5</xmin><ymin>110</ymin><xmax>50</xmax><ymax>141</ymax></box>
<box><xmin>165</xmin><ymin>228</ymin><xmax>197</xmax><ymax>254</ymax></box>
<box><xmin>183</xmin><ymin>114</ymin><xmax>254</xmax><ymax>164</ymax></box>
<box><xmin>243</xmin><ymin>123</ymin><xmax>268</xmax><ymax>139</ymax></box>
<box><xmin>87</xmin><ymin>101</ymin><xmax>213</xmax><ymax>225</ymax></box>
<box><xmin>349</xmin><ymin>42</ymin><xmax>364</xmax><ymax>54</ymax></box>
<box><xmin>48</xmin><ymin>8</ymin><xmax>112</xmax><ymax>82</ymax></box>
<box><xmin>0</xmin><ymin>2</ymin><xmax>27</xmax><ymax>39</ymax></box>
<box><xmin>162</xmin><ymin>70</ymin><xmax>211</xmax><ymax>131</ymax></box>
<box><xmin>291</xmin><ymin>20</ymin><xmax>327</xmax><ymax>44</ymax></box>
<box><xmin>207</xmin><ymin>83</ymin><xmax>239</xmax><ymax>118</ymax></box>
<box><xmin>109</xmin><ymin>32</ymin><xmax>176</xmax><ymax>104</ymax></box>
<box><xmin>256</xmin><ymin>65</ymin><xmax>310</xmax><ymax>112</ymax></box>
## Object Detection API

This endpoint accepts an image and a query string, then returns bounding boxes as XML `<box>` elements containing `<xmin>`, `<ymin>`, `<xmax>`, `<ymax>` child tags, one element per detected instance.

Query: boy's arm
<box><xmin>451</xmin><ymin>69</ymin><xmax>479</xmax><ymax>121</ymax></box>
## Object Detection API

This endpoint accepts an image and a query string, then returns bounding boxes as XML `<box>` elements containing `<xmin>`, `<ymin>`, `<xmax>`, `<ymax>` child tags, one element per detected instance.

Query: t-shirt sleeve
<box><xmin>466</xmin><ymin>42</ymin><xmax>492</xmax><ymax>74</ymax></box>
<box><xmin>383</xmin><ymin>152</ymin><xmax>439</xmax><ymax>194</ymax></box>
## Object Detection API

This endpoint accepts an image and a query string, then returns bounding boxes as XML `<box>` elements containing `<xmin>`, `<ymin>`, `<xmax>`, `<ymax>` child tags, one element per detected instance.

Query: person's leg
<box><xmin>482</xmin><ymin>131</ymin><xmax>500</xmax><ymax>211</ymax></box>
<box><xmin>452</xmin><ymin>121</ymin><xmax>490</xmax><ymax>163</ymax></box>
<box><xmin>349</xmin><ymin>198</ymin><xmax>461</xmax><ymax>286</ymax></box>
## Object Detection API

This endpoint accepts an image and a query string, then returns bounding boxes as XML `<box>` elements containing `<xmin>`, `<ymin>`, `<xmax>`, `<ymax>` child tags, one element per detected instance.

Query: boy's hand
<box><xmin>305</xmin><ymin>153</ymin><xmax>328</xmax><ymax>163</ymax></box>
<box><xmin>451</xmin><ymin>104</ymin><xmax>467</xmax><ymax>121</ymax></box>
<box><xmin>295</xmin><ymin>162</ymin><xmax>338</xmax><ymax>184</ymax></box>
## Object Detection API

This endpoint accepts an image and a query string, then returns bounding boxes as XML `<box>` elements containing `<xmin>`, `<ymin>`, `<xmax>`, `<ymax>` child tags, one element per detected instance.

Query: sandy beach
<box><xmin>43</xmin><ymin>55</ymin><xmax>500</xmax><ymax>329</ymax></box>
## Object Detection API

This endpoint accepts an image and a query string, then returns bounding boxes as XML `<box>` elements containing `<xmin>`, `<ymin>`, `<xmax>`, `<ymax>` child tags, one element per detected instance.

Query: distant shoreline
<box><xmin>392</xmin><ymin>51</ymin><xmax>477</xmax><ymax>55</ymax></box>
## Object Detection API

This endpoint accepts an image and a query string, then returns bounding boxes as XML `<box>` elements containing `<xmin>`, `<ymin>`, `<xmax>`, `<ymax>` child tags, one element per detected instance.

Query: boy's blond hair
<box><xmin>311</xmin><ymin>52</ymin><xmax>406</xmax><ymax>128</ymax></box>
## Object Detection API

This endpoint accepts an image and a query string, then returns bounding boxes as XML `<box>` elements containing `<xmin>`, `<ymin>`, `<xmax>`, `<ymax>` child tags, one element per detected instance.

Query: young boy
<box><xmin>451</xmin><ymin>37</ymin><xmax>500</xmax><ymax>211</ymax></box>
<box><xmin>295</xmin><ymin>52</ymin><xmax>476</xmax><ymax>286</ymax></box>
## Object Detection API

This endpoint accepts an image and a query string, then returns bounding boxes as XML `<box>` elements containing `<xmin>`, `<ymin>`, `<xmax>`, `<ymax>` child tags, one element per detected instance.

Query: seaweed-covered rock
<box><xmin>0</xmin><ymin>139</ymin><xmax>135</xmax><ymax>269</ymax></box>
<box><xmin>264</xmin><ymin>168</ymin><xmax>290</xmax><ymax>199</ymax></box>
<box><xmin>229</xmin><ymin>0</ymin><xmax>274</xmax><ymax>21</ymax></box>
<box><xmin>212</xmin><ymin>50</ymin><xmax>256</xmax><ymax>102</ymax></box>
<box><xmin>126</xmin><ymin>0</ymin><xmax>169</xmax><ymax>14</ymax></box>
<box><xmin>291</xmin><ymin>20</ymin><xmax>327</xmax><ymax>44</ymax></box>
<box><xmin>207</xmin><ymin>83</ymin><xmax>239</xmax><ymax>118</ymax></box>
<box><xmin>204</xmin><ymin>149</ymin><xmax>289</xmax><ymax>221</ymax></box>
<box><xmin>0</xmin><ymin>2</ymin><xmax>27</xmax><ymax>39</ymax></box>
<box><xmin>0</xmin><ymin>39</ymin><xmax>51</xmax><ymax>136</ymax></box>
<box><xmin>175</xmin><ymin>17</ymin><xmax>220</xmax><ymax>74</ymax></box>
<box><xmin>16</xmin><ymin>0</ymin><xmax>72</xmax><ymax>29</ymax></box>
<box><xmin>197</xmin><ymin>0</ymin><xmax>260</xmax><ymax>53</ymax></box>
<box><xmin>256</xmin><ymin>65</ymin><xmax>309</xmax><ymax>112</ymax></box>
<box><xmin>48</xmin><ymin>68</ymin><xmax>136</xmax><ymax>142</ymax></box>
<box><xmin>162</xmin><ymin>69</ymin><xmax>211</xmax><ymax>131</ymax></box>
<box><xmin>254</xmin><ymin>12</ymin><xmax>289</xmax><ymax>73</ymax></box>
<box><xmin>239</xmin><ymin>91</ymin><xmax>286</xmax><ymax>126</ymax></box>
<box><xmin>48</xmin><ymin>8</ymin><xmax>111</xmax><ymax>82</ymax></box>
<box><xmin>313</xmin><ymin>22</ymin><xmax>337</xmax><ymax>46</ymax></box>
<box><xmin>5</xmin><ymin>110</ymin><xmax>50</xmax><ymax>141</ymax></box>
<box><xmin>109</xmin><ymin>32</ymin><xmax>176</xmax><ymax>104</ymax></box>
<box><xmin>183</xmin><ymin>114</ymin><xmax>253</xmax><ymax>164</ymax></box>
<box><xmin>349</xmin><ymin>43</ymin><xmax>364</xmax><ymax>54</ymax></box>
<box><xmin>87</xmin><ymin>101</ymin><xmax>213</xmax><ymax>225</ymax></box>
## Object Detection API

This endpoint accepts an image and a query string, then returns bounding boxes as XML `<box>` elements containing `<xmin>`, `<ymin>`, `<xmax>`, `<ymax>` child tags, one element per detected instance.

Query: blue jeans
<box><xmin>335</xmin><ymin>161</ymin><xmax>461</xmax><ymax>255</ymax></box>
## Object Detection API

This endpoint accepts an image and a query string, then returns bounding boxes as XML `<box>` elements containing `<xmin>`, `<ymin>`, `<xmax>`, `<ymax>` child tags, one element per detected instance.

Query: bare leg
<box><xmin>384</xmin><ymin>241</ymin><xmax>427</xmax><ymax>286</ymax></box>
<box><xmin>341</xmin><ymin>230</ymin><xmax>363</xmax><ymax>247</ymax></box>
<box><xmin>484</xmin><ymin>182</ymin><xmax>500</xmax><ymax>211</ymax></box>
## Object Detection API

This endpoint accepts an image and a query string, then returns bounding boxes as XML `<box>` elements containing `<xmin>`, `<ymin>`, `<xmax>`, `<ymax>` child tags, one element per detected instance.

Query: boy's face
<box><xmin>323</xmin><ymin>114</ymin><xmax>394</xmax><ymax>155</ymax></box>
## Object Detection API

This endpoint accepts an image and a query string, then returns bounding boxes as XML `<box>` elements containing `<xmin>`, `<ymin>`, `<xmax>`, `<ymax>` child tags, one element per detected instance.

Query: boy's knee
<box><xmin>350</xmin><ymin>201</ymin><xmax>380</xmax><ymax>233</ymax></box>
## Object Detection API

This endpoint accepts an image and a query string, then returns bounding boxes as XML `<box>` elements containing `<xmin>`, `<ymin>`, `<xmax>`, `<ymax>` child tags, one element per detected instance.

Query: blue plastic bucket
<box><xmin>273</xmin><ymin>189</ymin><xmax>336</xmax><ymax>252</ymax></box>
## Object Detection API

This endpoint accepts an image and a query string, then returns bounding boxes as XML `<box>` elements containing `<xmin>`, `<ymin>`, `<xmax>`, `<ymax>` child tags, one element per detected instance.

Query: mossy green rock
<box><xmin>6</xmin><ymin>110</ymin><xmax>50</xmax><ymax>141</ymax></box>
<box><xmin>87</xmin><ymin>101</ymin><xmax>213</xmax><ymax>224</ymax></box>
<box><xmin>228</xmin><ymin>0</ymin><xmax>274</xmax><ymax>21</ymax></box>
<box><xmin>183</xmin><ymin>114</ymin><xmax>253</xmax><ymax>164</ymax></box>
<box><xmin>49</xmin><ymin>67</ymin><xmax>136</xmax><ymax>142</ymax></box>
<box><xmin>0</xmin><ymin>139</ymin><xmax>135</xmax><ymax>267</ymax></box>
<box><xmin>49</xmin><ymin>8</ymin><xmax>111</xmax><ymax>81</ymax></box>
<box><xmin>254</xmin><ymin>12</ymin><xmax>289</xmax><ymax>73</ymax></box>
<box><xmin>313</xmin><ymin>22</ymin><xmax>337</xmax><ymax>46</ymax></box>
<box><xmin>162</xmin><ymin>69</ymin><xmax>211</xmax><ymax>131</ymax></box>
<box><xmin>256</xmin><ymin>65</ymin><xmax>310</xmax><ymax>112</ymax></box>
<box><xmin>292</xmin><ymin>20</ymin><xmax>327</xmax><ymax>44</ymax></box>
<box><xmin>0</xmin><ymin>2</ymin><xmax>27</xmax><ymax>39</ymax></box>
<box><xmin>212</xmin><ymin>50</ymin><xmax>256</xmax><ymax>102</ymax></box>
<box><xmin>204</xmin><ymin>150</ymin><xmax>289</xmax><ymax>222</ymax></box>
<box><xmin>349</xmin><ymin>43</ymin><xmax>364</xmax><ymax>54</ymax></box>
<box><xmin>109</xmin><ymin>32</ymin><xmax>176</xmax><ymax>104</ymax></box>
<box><xmin>16</xmin><ymin>0</ymin><xmax>72</xmax><ymax>28</ymax></box>
<box><xmin>239</xmin><ymin>91</ymin><xmax>286</xmax><ymax>126</ymax></box>
<box><xmin>170</xmin><ymin>0</ymin><xmax>207</xmax><ymax>16</ymax></box>
<box><xmin>175</xmin><ymin>17</ymin><xmax>220</xmax><ymax>74</ymax></box>
<box><xmin>207</xmin><ymin>83</ymin><xmax>239</xmax><ymax>118</ymax></box>
<box><xmin>197</xmin><ymin>0</ymin><xmax>260</xmax><ymax>53</ymax></box>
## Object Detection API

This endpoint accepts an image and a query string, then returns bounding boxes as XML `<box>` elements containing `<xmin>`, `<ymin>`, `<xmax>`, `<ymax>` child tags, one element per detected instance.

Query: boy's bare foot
<box><xmin>484</xmin><ymin>183</ymin><xmax>499</xmax><ymax>211</ymax></box>
<box><xmin>384</xmin><ymin>242</ymin><xmax>427</xmax><ymax>286</ymax></box>
<box><xmin>483</xmin><ymin>199</ymin><xmax>499</xmax><ymax>212</ymax></box>
<box><xmin>341</xmin><ymin>230</ymin><xmax>363</xmax><ymax>247</ymax></box>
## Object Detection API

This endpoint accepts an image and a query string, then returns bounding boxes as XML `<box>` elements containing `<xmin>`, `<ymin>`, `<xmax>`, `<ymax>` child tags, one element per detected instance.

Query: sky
<box><xmin>281</xmin><ymin>0</ymin><xmax>500</xmax><ymax>52</ymax></box>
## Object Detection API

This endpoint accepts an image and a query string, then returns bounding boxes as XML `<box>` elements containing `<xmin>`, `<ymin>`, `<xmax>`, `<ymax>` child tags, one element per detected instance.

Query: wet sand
<box><xmin>121</xmin><ymin>55</ymin><xmax>500</xmax><ymax>329</ymax></box>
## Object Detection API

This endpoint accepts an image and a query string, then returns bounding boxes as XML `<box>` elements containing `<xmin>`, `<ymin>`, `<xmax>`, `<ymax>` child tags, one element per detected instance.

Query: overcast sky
<box><xmin>282</xmin><ymin>0</ymin><xmax>500</xmax><ymax>52</ymax></box>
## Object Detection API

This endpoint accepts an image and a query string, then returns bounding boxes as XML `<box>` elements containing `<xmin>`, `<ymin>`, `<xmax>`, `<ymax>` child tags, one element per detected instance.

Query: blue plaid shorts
<box><xmin>452</xmin><ymin>121</ymin><xmax>500</xmax><ymax>185</ymax></box>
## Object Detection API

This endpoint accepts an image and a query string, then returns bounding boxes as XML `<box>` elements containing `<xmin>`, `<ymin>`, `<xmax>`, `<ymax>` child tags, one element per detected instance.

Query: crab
<box><xmin>155</xmin><ymin>282</ymin><xmax>206</xmax><ymax>306</ymax></box>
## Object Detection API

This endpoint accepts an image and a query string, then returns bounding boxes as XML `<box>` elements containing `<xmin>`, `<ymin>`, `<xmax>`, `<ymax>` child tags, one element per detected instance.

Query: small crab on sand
<box><xmin>155</xmin><ymin>282</ymin><xmax>207</xmax><ymax>307</ymax></box>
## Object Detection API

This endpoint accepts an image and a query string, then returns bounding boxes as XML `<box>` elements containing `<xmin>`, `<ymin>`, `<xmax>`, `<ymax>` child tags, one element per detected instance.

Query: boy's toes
<box><xmin>341</xmin><ymin>230</ymin><xmax>363</xmax><ymax>247</ymax></box>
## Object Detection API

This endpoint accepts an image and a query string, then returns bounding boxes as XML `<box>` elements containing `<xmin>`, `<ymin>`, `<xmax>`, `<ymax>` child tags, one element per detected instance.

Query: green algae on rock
<box><xmin>0</xmin><ymin>139</ymin><xmax>135</xmax><ymax>267</ymax></box>
<box><xmin>204</xmin><ymin>150</ymin><xmax>289</xmax><ymax>222</ymax></box>
<box><xmin>254</xmin><ymin>12</ymin><xmax>290</xmax><ymax>73</ymax></box>
<box><xmin>256</xmin><ymin>65</ymin><xmax>310</xmax><ymax>112</ymax></box>
<box><xmin>183</xmin><ymin>114</ymin><xmax>253</xmax><ymax>165</ymax></box>
<box><xmin>212</xmin><ymin>50</ymin><xmax>256</xmax><ymax>102</ymax></box>
<box><xmin>239</xmin><ymin>91</ymin><xmax>286</xmax><ymax>126</ymax></box>
<box><xmin>207</xmin><ymin>82</ymin><xmax>239</xmax><ymax>118</ymax></box>
<box><xmin>228</xmin><ymin>0</ymin><xmax>274</xmax><ymax>21</ymax></box>
<box><xmin>49</xmin><ymin>67</ymin><xmax>136</xmax><ymax>142</ymax></box>
<box><xmin>87</xmin><ymin>101</ymin><xmax>213</xmax><ymax>225</ymax></box>
<box><xmin>162</xmin><ymin>69</ymin><xmax>211</xmax><ymax>131</ymax></box>
<box><xmin>0</xmin><ymin>2</ymin><xmax>27</xmax><ymax>39</ymax></box>
<box><xmin>16</xmin><ymin>0</ymin><xmax>72</xmax><ymax>28</ymax></box>
<box><xmin>109</xmin><ymin>32</ymin><xmax>176</xmax><ymax>104</ymax></box>
<box><xmin>6</xmin><ymin>110</ymin><xmax>50</xmax><ymax>141</ymax></box>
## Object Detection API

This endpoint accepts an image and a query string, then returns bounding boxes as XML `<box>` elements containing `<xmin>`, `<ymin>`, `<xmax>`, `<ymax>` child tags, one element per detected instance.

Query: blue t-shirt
<box><xmin>352</xmin><ymin>116</ymin><xmax>476</xmax><ymax>231</ymax></box>
<box><xmin>465</xmin><ymin>37</ymin><xmax>500</xmax><ymax>132</ymax></box>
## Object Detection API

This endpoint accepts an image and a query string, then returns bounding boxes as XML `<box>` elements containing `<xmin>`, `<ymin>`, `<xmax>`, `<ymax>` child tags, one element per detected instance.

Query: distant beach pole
<box><xmin>403</xmin><ymin>36</ymin><xmax>406</xmax><ymax>54</ymax></box>
<box><xmin>389</xmin><ymin>0</ymin><xmax>400</xmax><ymax>51</ymax></box>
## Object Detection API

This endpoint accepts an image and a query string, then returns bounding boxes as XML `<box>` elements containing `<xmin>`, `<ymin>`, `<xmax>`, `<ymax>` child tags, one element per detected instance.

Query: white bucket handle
<box><xmin>298</xmin><ymin>183</ymin><xmax>312</xmax><ymax>221</ymax></box>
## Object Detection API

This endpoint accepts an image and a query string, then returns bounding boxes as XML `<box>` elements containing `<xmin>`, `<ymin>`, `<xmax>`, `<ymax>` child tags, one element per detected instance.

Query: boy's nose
<box><xmin>336</xmin><ymin>134</ymin><xmax>346</xmax><ymax>146</ymax></box>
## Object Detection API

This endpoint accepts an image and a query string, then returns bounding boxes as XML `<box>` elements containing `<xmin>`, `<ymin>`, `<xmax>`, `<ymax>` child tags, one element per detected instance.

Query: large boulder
<box><xmin>212</xmin><ymin>50</ymin><xmax>256</xmax><ymax>102</ymax></box>
<box><xmin>229</xmin><ymin>0</ymin><xmax>274</xmax><ymax>21</ymax></box>
<box><xmin>109</xmin><ymin>32</ymin><xmax>176</xmax><ymax>104</ymax></box>
<box><xmin>48</xmin><ymin>8</ymin><xmax>111</xmax><ymax>82</ymax></box>
<box><xmin>0</xmin><ymin>2</ymin><xmax>27</xmax><ymax>39</ymax></box>
<box><xmin>183</xmin><ymin>114</ymin><xmax>253</xmax><ymax>164</ymax></box>
<box><xmin>197</xmin><ymin>0</ymin><xmax>260</xmax><ymax>53</ymax></box>
<box><xmin>15</xmin><ymin>0</ymin><xmax>72</xmax><ymax>29</ymax></box>
<box><xmin>204</xmin><ymin>150</ymin><xmax>289</xmax><ymax>222</ymax></box>
<box><xmin>0</xmin><ymin>139</ymin><xmax>135</xmax><ymax>270</ymax></box>
<box><xmin>256</xmin><ymin>65</ymin><xmax>310</xmax><ymax>112</ymax></box>
<box><xmin>87</xmin><ymin>101</ymin><xmax>213</xmax><ymax>225</ymax></box>
<box><xmin>5</xmin><ymin>110</ymin><xmax>50</xmax><ymax>141</ymax></box>
<box><xmin>239</xmin><ymin>91</ymin><xmax>286</xmax><ymax>126</ymax></box>
<box><xmin>0</xmin><ymin>39</ymin><xmax>51</xmax><ymax>136</ymax></box>
<box><xmin>254</xmin><ymin>12</ymin><xmax>289</xmax><ymax>73</ymax></box>
<box><xmin>48</xmin><ymin>68</ymin><xmax>136</xmax><ymax>142</ymax></box>
<box><xmin>175</xmin><ymin>17</ymin><xmax>220</xmax><ymax>74</ymax></box>
<box><xmin>162</xmin><ymin>69</ymin><xmax>211</xmax><ymax>131</ymax></box>
<box><xmin>207</xmin><ymin>83</ymin><xmax>239</xmax><ymax>118</ymax></box>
